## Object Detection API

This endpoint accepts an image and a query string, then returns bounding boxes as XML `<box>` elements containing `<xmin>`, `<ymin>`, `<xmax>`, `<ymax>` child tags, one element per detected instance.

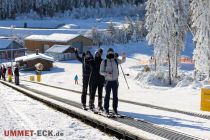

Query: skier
<box><xmin>8</xmin><ymin>67</ymin><xmax>13</xmax><ymax>82</ymax></box>
<box><xmin>100</xmin><ymin>48</ymin><xmax>126</xmax><ymax>115</ymax></box>
<box><xmin>74</xmin><ymin>74</ymin><xmax>78</xmax><ymax>85</ymax></box>
<box><xmin>75</xmin><ymin>48</ymin><xmax>93</xmax><ymax>110</ymax></box>
<box><xmin>0</xmin><ymin>66</ymin><xmax>2</xmax><ymax>80</ymax></box>
<box><xmin>2</xmin><ymin>65</ymin><xmax>6</xmax><ymax>81</ymax></box>
<box><xmin>14</xmin><ymin>66</ymin><xmax>20</xmax><ymax>85</ymax></box>
<box><xmin>89</xmin><ymin>50</ymin><xmax>105</xmax><ymax>111</ymax></box>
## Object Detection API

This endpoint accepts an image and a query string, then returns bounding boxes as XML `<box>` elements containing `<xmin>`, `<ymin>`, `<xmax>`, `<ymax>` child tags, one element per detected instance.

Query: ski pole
<box><xmin>119</xmin><ymin>64</ymin><xmax>130</xmax><ymax>89</ymax></box>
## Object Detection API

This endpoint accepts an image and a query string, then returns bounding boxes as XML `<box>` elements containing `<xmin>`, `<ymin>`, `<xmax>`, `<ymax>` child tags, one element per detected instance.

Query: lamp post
<box><xmin>10</xmin><ymin>25</ymin><xmax>15</xmax><ymax>69</ymax></box>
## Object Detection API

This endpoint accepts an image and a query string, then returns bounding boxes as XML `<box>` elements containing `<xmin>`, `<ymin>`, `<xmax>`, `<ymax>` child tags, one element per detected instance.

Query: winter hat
<box><xmin>98</xmin><ymin>48</ymin><xmax>103</xmax><ymax>55</ymax></box>
<box><xmin>107</xmin><ymin>48</ymin><xmax>114</xmax><ymax>54</ymax></box>
<box><xmin>95</xmin><ymin>51</ymin><xmax>100</xmax><ymax>55</ymax></box>
<box><xmin>86</xmin><ymin>50</ymin><xmax>91</xmax><ymax>54</ymax></box>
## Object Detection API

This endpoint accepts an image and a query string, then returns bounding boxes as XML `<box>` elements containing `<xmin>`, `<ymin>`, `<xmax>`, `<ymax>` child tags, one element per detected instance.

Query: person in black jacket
<box><xmin>75</xmin><ymin>48</ymin><xmax>93</xmax><ymax>110</ymax></box>
<box><xmin>14</xmin><ymin>66</ymin><xmax>20</xmax><ymax>85</ymax></box>
<box><xmin>89</xmin><ymin>50</ymin><xmax>105</xmax><ymax>111</ymax></box>
<box><xmin>0</xmin><ymin>66</ymin><xmax>2</xmax><ymax>80</ymax></box>
<box><xmin>2</xmin><ymin>65</ymin><xmax>6</xmax><ymax>81</ymax></box>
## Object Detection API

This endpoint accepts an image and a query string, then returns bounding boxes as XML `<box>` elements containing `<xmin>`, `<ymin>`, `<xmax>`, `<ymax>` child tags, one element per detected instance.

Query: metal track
<box><xmin>1</xmin><ymin>81</ymin><xmax>201</xmax><ymax>140</ymax></box>
<box><xmin>21</xmin><ymin>79</ymin><xmax>210</xmax><ymax>120</ymax></box>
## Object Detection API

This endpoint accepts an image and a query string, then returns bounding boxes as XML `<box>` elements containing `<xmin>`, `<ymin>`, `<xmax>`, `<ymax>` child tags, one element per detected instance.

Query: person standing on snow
<box><xmin>2</xmin><ymin>65</ymin><xmax>6</xmax><ymax>81</ymax></box>
<box><xmin>0</xmin><ymin>66</ymin><xmax>2</xmax><ymax>80</ymax></box>
<box><xmin>74</xmin><ymin>74</ymin><xmax>79</xmax><ymax>85</ymax></box>
<box><xmin>89</xmin><ymin>50</ymin><xmax>105</xmax><ymax>111</ymax></box>
<box><xmin>100</xmin><ymin>48</ymin><xmax>126</xmax><ymax>115</ymax></box>
<box><xmin>75</xmin><ymin>48</ymin><xmax>93</xmax><ymax>110</ymax></box>
<box><xmin>14</xmin><ymin>66</ymin><xmax>20</xmax><ymax>85</ymax></box>
<box><xmin>8</xmin><ymin>66</ymin><xmax>12</xmax><ymax>82</ymax></box>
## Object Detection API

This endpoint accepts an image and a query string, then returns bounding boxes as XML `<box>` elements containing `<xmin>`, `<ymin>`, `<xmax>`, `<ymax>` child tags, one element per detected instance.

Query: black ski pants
<box><xmin>81</xmin><ymin>75</ymin><xmax>91</xmax><ymax>106</ymax></box>
<box><xmin>104</xmin><ymin>80</ymin><xmax>119</xmax><ymax>112</ymax></box>
<box><xmin>89</xmin><ymin>83</ymin><xmax>103</xmax><ymax>109</ymax></box>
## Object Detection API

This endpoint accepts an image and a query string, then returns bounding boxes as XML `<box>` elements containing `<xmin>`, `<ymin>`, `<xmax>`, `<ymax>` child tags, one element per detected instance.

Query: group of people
<box><xmin>75</xmin><ymin>48</ymin><xmax>126</xmax><ymax>115</ymax></box>
<box><xmin>0</xmin><ymin>65</ymin><xmax>20</xmax><ymax>85</ymax></box>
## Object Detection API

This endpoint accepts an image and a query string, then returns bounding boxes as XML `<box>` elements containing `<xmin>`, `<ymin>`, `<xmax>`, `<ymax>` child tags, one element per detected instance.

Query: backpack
<box><xmin>104</xmin><ymin>59</ymin><xmax>119</xmax><ymax>74</ymax></box>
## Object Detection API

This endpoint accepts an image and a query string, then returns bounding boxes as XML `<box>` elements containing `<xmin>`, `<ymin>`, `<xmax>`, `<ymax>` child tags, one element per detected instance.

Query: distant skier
<box><xmin>100</xmin><ymin>48</ymin><xmax>126</xmax><ymax>115</ymax></box>
<box><xmin>14</xmin><ymin>66</ymin><xmax>20</xmax><ymax>85</ymax></box>
<box><xmin>89</xmin><ymin>49</ymin><xmax>105</xmax><ymax>111</ymax></box>
<box><xmin>2</xmin><ymin>65</ymin><xmax>6</xmax><ymax>81</ymax></box>
<box><xmin>75</xmin><ymin>48</ymin><xmax>93</xmax><ymax>110</ymax></box>
<box><xmin>74</xmin><ymin>74</ymin><xmax>78</xmax><ymax>85</ymax></box>
<box><xmin>0</xmin><ymin>66</ymin><xmax>2</xmax><ymax>80</ymax></box>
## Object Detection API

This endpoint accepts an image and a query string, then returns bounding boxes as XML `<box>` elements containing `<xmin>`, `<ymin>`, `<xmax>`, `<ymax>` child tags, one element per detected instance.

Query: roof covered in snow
<box><xmin>25</xmin><ymin>33</ymin><xmax>80</xmax><ymax>43</ymax></box>
<box><xmin>0</xmin><ymin>39</ymin><xmax>13</xmax><ymax>49</ymax></box>
<box><xmin>15</xmin><ymin>53</ymin><xmax>54</xmax><ymax>62</ymax></box>
<box><xmin>45</xmin><ymin>45</ymin><xmax>72</xmax><ymax>53</ymax></box>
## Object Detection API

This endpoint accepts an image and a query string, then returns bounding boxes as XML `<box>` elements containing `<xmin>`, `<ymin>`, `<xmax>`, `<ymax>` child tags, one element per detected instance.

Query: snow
<box><xmin>45</xmin><ymin>45</ymin><xmax>72</xmax><ymax>53</ymax></box>
<box><xmin>15</xmin><ymin>40</ymin><xmax>210</xmax><ymax>139</ymax></box>
<box><xmin>0</xmin><ymin>17</ymin><xmax>210</xmax><ymax>139</ymax></box>
<box><xmin>17</xmin><ymin>79</ymin><xmax>210</xmax><ymax>139</ymax></box>
<box><xmin>25</xmin><ymin>33</ymin><xmax>80</xmax><ymax>43</ymax></box>
<box><xmin>15</xmin><ymin>53</ymin><xmax>54</xmax><ymax>62</ymax></box>
<box><xmin>0</xmin><ymin>83</ymin><xmax>117</xmax><ymax>140</ymax></box>
<box><xmin>0</xmin><ymin>39</ymin><xmax>12</xmax><ymax>49</ymax></box>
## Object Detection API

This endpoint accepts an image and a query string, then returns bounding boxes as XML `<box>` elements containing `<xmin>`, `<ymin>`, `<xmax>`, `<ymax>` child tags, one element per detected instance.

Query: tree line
<box><xmin>0</xmin><ymin>0</ymin><xmax>146</xmax><ymax>19</ymax></box>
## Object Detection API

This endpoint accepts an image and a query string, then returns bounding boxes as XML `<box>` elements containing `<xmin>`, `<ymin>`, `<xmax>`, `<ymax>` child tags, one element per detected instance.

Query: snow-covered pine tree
<box><xmin>107</xmin><ymin>21</ymin><xmax>116</xmax><ymax>45</ymax></box>
<box><xmin>145</xmin><ymin>0</ymin><xmax>186</xmax><ymax>84</ymax></box>
<box><xmin>131</xmin><ymin>29</ymin><xmax>138</xmax><ymax>42</ymax></box>
<box><xmin>91</xmin><ymin>26</ymin><xmax>101</xmax><ymax>46</ymax></box>
<box><xmin>191</xmin><ymin>0</ymin><xmax>210</xmax><ymax>79</ymax></box>
<box><xmin>171</xmin><ymin>0</ymin><xmax>188</xmax><ymax>77</ymax></box>
<box><xmin>125</xmin><ymin>16</ymin><xmax>134</xmax><ymax>41</ymax></box>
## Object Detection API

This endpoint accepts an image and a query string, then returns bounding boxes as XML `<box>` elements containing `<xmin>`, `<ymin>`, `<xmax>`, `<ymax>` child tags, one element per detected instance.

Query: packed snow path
<box><xmin>0</xmin><ymin>83</ymin><xmax>116</xmax><ymax>140</ymax></box>
<box><xmin>20</xmin><ymin>79</ymin><xmax>210</xmax><ymax>120</ymax></box>
<box><xmin>2</xmin><ymin>80</ymin><xmax>209</xmax><ymax>139</ymax></box>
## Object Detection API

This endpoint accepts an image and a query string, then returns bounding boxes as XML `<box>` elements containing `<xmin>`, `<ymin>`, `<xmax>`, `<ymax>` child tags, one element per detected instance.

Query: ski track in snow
<box><xmin>0</xmin><ymin>83</ymin><xmax>116</xmax><ymax>140</ymax></box>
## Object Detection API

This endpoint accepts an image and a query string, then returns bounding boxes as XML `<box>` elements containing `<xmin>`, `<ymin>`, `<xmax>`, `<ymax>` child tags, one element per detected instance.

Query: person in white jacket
<box><xmin>100</xmin><ymin>48</ymin><xmax>126</xmax><ymax>115</ymax></box>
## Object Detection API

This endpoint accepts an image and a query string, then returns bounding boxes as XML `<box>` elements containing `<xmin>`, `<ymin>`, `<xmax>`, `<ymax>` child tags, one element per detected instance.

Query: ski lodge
<box><xmin>24</xmin><ymin>33</ymin><xmax>94</xmax><ymax>53</ymax></box>
<box><xmin>15</xmin><ymin>51</ymin><xmax>54</xmax><ymax>71</ymax></box>
<box><xmin>45</xmin><ymin>45</ymin><xmax>75</xmax><ymax>61</ymax></box>
<box><xmin>0</xmin><ymin>39</ymin><xmax>26</xmax><ymax>60</ymax></box>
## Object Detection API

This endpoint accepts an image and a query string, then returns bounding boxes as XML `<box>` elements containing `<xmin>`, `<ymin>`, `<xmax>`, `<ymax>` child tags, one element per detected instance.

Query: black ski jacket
<box><xmin>75</xmin><ymin>51</ymin><xmax>92</xmax><ymax>77</ymax></box>
<box><xmin>89</xmin><ymin>57</ymin><xmax>105</xmax><ymax>85</ymax></box>
<box><xmin>14</xmin><ymin>67</ymin><xmax>19</xmax><ymax>76</ymax></box>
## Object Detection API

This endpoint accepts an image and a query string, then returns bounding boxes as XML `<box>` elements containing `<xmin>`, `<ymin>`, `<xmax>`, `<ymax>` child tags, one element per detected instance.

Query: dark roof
<box><xmin>0</xmin><ymin>39</ymin><xmax>13</xmax><ymax>49</ymax></box>
<box><xmin>0</xmin><ymin>39</ymin><xmax>24</xmax><ymax>50</ymax></box>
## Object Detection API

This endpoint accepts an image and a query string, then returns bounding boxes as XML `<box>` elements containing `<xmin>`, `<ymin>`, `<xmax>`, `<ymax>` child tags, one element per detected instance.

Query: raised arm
<box><xmin>75</xmin><ymin>49</ymin><xmax>83</xmax><ymax>63</ymax></box>
<box><xmin>100</xmin><ymin>60</ymin><xmax>106</xmax><ymax>76</ymax></box>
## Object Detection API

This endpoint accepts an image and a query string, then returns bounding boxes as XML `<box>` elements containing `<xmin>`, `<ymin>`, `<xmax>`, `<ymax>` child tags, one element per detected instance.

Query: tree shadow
<box><xmin>20</xmin><ymin>67</ymin><xmax>65</xmax><ymax>75</ymax></box>
<box><xmin>120</xmin><ymin>111</ymin><xmax>210</xmax><ymax>131</ymax></box>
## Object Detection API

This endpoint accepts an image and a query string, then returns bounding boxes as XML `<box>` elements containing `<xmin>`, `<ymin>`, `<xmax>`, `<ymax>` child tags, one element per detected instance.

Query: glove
<box><xmin>74</xmin><ymin>48</ymin><xmax>78</xmax><ymax>53</ymax></box>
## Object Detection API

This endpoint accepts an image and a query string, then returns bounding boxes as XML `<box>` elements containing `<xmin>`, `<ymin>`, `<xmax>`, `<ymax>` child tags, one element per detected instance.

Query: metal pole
<box><xmin>10</xmin><ymin>25</ymin><xmax>15</xmax><ymax>70</ymax></box>
<box><xmin>119</xmin><ymin>64</ymin><xmax>130</xmax><ymax>89</ymax></box>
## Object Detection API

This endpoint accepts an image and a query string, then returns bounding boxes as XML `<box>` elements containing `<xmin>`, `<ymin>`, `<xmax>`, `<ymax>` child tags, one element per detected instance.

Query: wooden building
<box><xmin>15</xmin><ymin>52</ymin><xmax>54</xmax><ymax>71</ymax></box>
<box><xmin>45</xmin><ymin>45</ymin><xmax>75</xmax><ymax>61</ymax></box>
<box><xmin>24</xmin><ymin>33</ymin><xmax>93</xmax><ymax>53</ymax></box>
<box><xmin>0</xmin><ymin>39</ymin><xmax>26</xmax><ymax>60</ymax></box>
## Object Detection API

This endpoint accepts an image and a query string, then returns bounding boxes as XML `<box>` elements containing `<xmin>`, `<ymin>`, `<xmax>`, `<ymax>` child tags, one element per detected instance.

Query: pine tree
<box><xmin>145</xmin><ymin>0</ymin><xmax>187</xmax><ymax>84</ymax></box>
<box><xmin>191</xmin><ymin>0</ymin><xmax>210</xmax><ymax>79</ymax></box>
